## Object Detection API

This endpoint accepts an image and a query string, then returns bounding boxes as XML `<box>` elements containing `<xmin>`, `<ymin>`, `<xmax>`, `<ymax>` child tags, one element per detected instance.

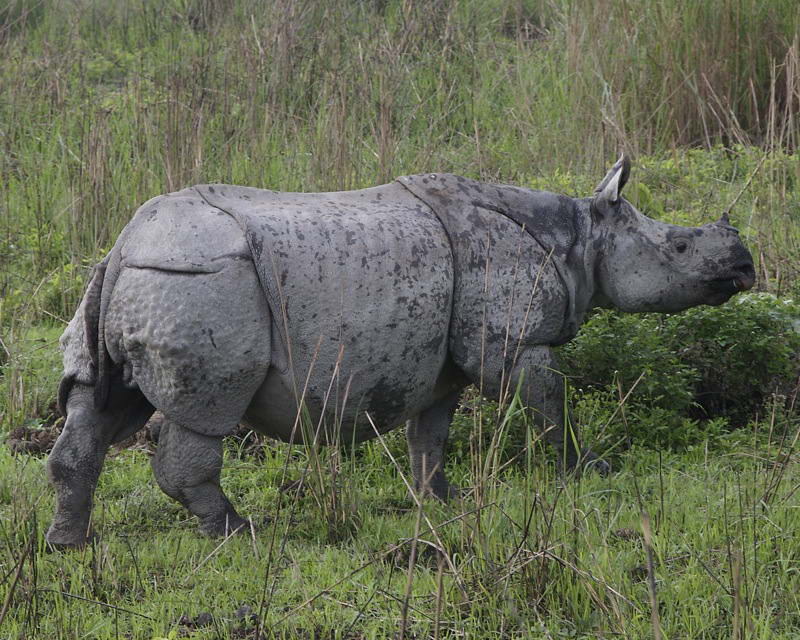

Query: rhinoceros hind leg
<box><xmin>46</xmin><ymin>381</ymin><xmax>154</xmax><ymax>549</ymax></box>
<box><xmin>406</xmin><ymin>390</ymin><xmax>461</xmax><ymax>501</ymax></box>
<box><xmin>151</xmin><ymin>419</ymin><xmax>248</xmax><ymax>536</ymax></box>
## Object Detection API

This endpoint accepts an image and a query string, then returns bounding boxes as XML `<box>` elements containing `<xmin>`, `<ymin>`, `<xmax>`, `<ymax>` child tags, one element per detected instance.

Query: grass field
<box><xmin>2</xmin><ymin>1</ymin><xmax>800</xmax><ymax>638</ymax></box>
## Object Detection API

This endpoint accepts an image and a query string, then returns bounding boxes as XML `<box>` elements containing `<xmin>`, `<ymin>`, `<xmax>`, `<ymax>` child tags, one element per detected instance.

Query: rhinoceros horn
<box><xmin>718</xmin><ymin>211</ymin><xmax>731</xmax><ymax>226</ymax></box>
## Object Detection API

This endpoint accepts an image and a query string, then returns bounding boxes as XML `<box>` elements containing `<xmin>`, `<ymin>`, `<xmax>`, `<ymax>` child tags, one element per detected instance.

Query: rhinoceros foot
<box><xmin>45</xmin><ymin>522</ymin><xmax>95</xmax><ymax>551</ymax></box>
<box><xmin>198</xmin><ymin>512</ymin><xmax>251</xmax><ymax>538</ymax></box>
<box><xmin>581</xmin><ymin>451</ymin><xmax>611</xmax><ymax>476</ymax></box>
<box><xmin>441</xmin><ymin>483</ymin><xmax>464</xmax><ymax>501</ymax></box>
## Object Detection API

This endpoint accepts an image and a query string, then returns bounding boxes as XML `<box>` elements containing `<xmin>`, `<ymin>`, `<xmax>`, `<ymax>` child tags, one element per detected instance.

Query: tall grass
<box><xmin>546</xmin><ymin>0</ymin><xmax>800</xmax><ymax>151</ymax></box>
<box><xmin>1</xmin><ymin>397</ymin><xmax>799</xmax><ymax>637</ymax></box>
<box><xmin>1</xmin><ymin>0</ymin><xmax>798</xmax><ymax>323</ymax></box>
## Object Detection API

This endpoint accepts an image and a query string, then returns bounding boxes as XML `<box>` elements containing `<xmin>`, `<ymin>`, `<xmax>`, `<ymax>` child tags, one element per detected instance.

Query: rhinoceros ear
<box><xmin>594</xmin><ymin>154</ymin><xmax>631</xmax><ymax>206</ymax></box>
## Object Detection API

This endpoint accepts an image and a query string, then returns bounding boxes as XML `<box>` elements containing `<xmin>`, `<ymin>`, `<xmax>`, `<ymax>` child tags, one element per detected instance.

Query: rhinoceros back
<box><xmin>116</xmin><ymin>189</ymin><xmax>253</xmax><ymax>272</ymax></box>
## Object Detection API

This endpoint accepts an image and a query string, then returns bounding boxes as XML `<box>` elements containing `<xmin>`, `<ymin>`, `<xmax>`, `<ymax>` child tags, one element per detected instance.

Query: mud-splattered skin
<box><xmin>46</xmin><ymin>157</ymin><xmax>755</xmax><ymax>546</ymax></box>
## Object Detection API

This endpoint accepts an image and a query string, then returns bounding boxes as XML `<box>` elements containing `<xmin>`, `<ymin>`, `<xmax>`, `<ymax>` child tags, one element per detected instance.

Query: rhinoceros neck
<box><xmin>396</xmin><ymin>174</ymin><xmax>596</xmax><ymax>345</ymax></box>
<box><xmin>560</xmin><ymin>198</ymin><xmax>597</xmax><ymax>333</ymax></box>
<box><xmin>574</xmin><ymin>197</ymin><xmax>621</xmax><ymax>313</ymax></box>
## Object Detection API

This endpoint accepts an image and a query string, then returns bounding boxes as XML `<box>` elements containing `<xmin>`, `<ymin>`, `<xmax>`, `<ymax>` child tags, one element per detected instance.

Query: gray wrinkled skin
<box><xmin>46</xmin><ymin>157</ymin><xmax>755</xmax><ymax>547</ymax></box>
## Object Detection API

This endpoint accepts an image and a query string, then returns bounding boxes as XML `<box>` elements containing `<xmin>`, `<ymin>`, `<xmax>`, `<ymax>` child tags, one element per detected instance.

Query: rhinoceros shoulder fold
<box><xmin>116</xmin><ymin>187</ymin><xmax>251</xmax><ymax>274</ymax></box>
<box><xmin>396</xmin><ymin>173</ymin><xmax>595</xmax><ymax>343</ymax></box>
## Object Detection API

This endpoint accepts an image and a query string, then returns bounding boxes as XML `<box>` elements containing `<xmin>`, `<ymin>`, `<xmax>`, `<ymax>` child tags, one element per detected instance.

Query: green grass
<box><xmin>2</xmin><ymin>0</ymin><xmax>800</xmax><ymax>637</ymax></box>
<box><xmin>0</xmin><ymin>325</ymin><xmax>62</xmax><ymax>429</ymax></box>
<box><xmin>1</xmin><ymin>426</ymin><xmax>799</xmax><ymax>638</ymax></box>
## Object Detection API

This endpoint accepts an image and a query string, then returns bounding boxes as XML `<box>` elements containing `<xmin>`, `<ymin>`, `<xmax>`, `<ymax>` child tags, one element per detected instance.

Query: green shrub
<box><xmin>561</xmin><ymin>312</ymin><xmax>699</xmax><ymax>414</ymax></box>
<box><xmin>561</xmin><ymin>293</ymin><xmax>800</xmax><ymax>449</ymax></box>
<box><xmin>674</xmin><ymin>294</ymin><xmax>800</xmax><ymax>421</ymax></box>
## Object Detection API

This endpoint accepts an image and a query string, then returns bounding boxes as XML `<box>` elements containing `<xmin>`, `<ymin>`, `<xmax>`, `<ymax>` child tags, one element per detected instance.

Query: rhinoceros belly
<box><xmin>243</xmin><ymin>353</ymin><xmax>466</xmax><ymax>444</ymax></box>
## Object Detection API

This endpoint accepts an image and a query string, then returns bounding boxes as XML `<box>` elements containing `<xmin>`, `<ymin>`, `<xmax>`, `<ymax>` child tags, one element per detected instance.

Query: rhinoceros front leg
<box><xmin>151</xmin><ymin>419</ymin><xmax>248</xmax><ymax>536</ymax></box>
<box><xmin>46</xmin><ymin>382</ymin><xmax>154</xmax><ymax>549</ymax></box>
<box><xmin>488</xmin><ymin>345</ymin><xmax>609</xmax><ymax>475</ymax></box>
<box><xmin>406</xmin><ymin>390</ymin><xmax>461</xmax><ymax>501</ymax></box>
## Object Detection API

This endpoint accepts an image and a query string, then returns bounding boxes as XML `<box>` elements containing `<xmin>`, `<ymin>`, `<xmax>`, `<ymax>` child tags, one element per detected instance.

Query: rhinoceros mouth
<box><xmin>709</xmin><ymin>277</ymin><xmax>742</xmax><ymax>294</ymax></box>
<box><xmin>703</xmin><ymin>280</ymin><xmax>740</xmax><ymax>306</ymax></box>
<box><xmin>707</xmin><ymin>263</ymin><xmax>755</xmax><ymax>295</ymax></box>
<box><xmin>708</xmin><ymin>273</ymin><xmax>754</xmax><ymax>296</ymax></box>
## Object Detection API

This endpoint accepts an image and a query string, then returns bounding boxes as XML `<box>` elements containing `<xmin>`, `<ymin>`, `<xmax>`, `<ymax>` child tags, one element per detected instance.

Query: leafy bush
<box><xmin>561</xmin><ymin>293</ymin><xmax>800</xmax><ymax>449</ymax></box>
<box><xmin>561</xmin><ymin>313</ymin><xmax>699</xmax><ymax>415</ymax></box>
<box><xmin>674</xmin><ymin>294</ymin><xmax>800</xmax><ymax>421</ymax></box>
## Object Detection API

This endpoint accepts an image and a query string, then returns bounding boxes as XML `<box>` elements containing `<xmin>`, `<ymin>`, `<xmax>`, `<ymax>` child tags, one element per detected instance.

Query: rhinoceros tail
<box><xmin>56</xmin><ymin>257</ymin><xmax>108</xmax><ymax>416</ymax></box>
<box><xmin>56</xmin><ymin>374</ymin><xmax>74</xmax><ymax>417</ymax></box>
<box><xmin>84</xmin><ymin>260</ymin><xmax>106</xmax><ymax>369</ymax></box>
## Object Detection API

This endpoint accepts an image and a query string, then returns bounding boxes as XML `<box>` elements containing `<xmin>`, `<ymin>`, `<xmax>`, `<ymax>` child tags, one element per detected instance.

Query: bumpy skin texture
<box><xmin>46</xmin><ymin>157</ymin><xmax>756</xmax><ymax>544</ymax></box>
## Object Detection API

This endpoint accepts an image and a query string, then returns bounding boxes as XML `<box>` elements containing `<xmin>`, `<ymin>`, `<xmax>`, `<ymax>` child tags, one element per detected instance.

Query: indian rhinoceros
<box><xmin>45</xmin><ymin>156</ymin><xmax>755</xmax><ymax>547</ymax></box>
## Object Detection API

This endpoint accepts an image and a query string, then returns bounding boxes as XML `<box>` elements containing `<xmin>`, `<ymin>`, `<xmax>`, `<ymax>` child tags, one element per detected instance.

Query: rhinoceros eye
<box><xmin>671</xmin><ymin>237</ymin><xmax>693</xmax><ymax>258</ymax></box>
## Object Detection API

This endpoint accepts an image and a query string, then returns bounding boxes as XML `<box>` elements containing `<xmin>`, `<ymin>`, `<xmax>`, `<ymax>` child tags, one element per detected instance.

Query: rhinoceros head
<box><xmin>591</xmin><ymin>156</ymin><xmax>755</xmax><ymax>313</ymax></box>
